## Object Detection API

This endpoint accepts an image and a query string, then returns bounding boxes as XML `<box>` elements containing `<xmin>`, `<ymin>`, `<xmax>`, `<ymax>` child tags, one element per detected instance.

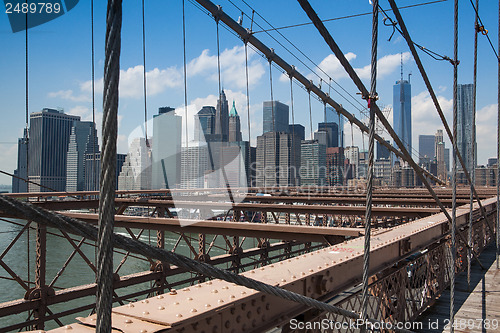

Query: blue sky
<box><xmin>1</xmin><ymin>0</ymin><xmax>499</xmax><ymax>184</ymax></box>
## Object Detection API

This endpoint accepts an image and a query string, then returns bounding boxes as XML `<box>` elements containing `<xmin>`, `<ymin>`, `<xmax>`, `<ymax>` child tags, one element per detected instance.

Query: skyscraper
<box><xmin>289</xmin><ymin>124</ymin><xmax>305</xmax><ymax>141</ymax></box>
<box><xmin>180</xmin><ymin>143</ymin><xmax>210</xmax><ymax>189</ymax></box>
<box><xmin>118</xmin><ymin>137</ymin><xmax>152</xmax><ymax>190</ymax></box>
<box><xmin>377</xmin><ymin>140</ymin><xmax>391</xmax><ymax>161</ymax></box>
<box><xmin>393</xmin><ymin>76</ymin><xmax>412</xmax><ymax>156</ymax></box>
<box><xmin>418</xmin><ymin>135</ymin><xmax>435</xmax><ymax>164</ymax></box>
<box><xmin>194</xmin><ymin>106</ymin><xmax>216</xmax><ymax>142</ymax></box>
<box><xmin>435</xmin><ymin>129</ymin><xmax>447</xmax><ymax>181</ymax></box>
<box><xmin>215</xmin><ymin>90</ymin><xmax>229</xmax><ymax>141</ymax></box>
<box><xmin>152</xmin><ymin>107</ymin><xmax>182</xmax><ymax>189</ymax></box>
<box><xmin>326</xmin><ymin>147</ymin><xmax>344</xmax><ymax>186</ymax></box>
<box><xmin>344</xmin><ymin>146</ymin><xmax>359</xmax><ymax>179</ymax></box>
<box><xmin>228</xmin><ymin>101</ymin><xmax>242</xmax><ymax>142</ymax></box>
<box><xmin>325</xmin><ymin>106</ymin><xmax>344</xmax><ymax>147</ymax></box>
<box><xmin>300</xmin><ymin>140</ymin><xmax>326</xmax><ymax>186</ymax></box>
<box><xmin>28</xmin><ymin>108</ymin><xmax>80</xmax><ymax>192</ymax></box>
<box><xmin>318</xmin><ymin>122</ymin><xmax>339</xmax><ymax>147</ymax></box>
<box><xmin>263</xmin><ymin>101</ymin><xmax>289</xmax><ymax>134</ymax></box>
<box><xmin>84</xmin><ymin>152</ymin><xmax>126</xmax><ymax>191</ymax></box>
<box><xmin>12</xmin><ymin>129</ymin><xmax>28</xmax><ymax>193</ymax></box>
<box><xmin>66</xmin><ymin>121</ymin><xmax>98</xmax><ymax>192</ymax></box>
<box><xmin>457</xmin><ymin>84</ymin><xmax>476</xmax><ymax>170</ymax></box>
<box><xmin>256</xmin><ymin>132</ymin><xmax>300</xmax><ymax>188</ymax></box>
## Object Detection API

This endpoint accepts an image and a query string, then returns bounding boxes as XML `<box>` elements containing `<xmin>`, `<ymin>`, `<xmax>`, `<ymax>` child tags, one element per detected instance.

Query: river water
<box><xmin>0</xmin><ymin>218</ymin><xmax>238</xmax><ymax>330</ymax></box>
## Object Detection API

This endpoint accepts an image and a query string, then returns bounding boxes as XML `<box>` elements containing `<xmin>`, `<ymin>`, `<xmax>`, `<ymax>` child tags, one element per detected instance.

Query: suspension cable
<box><xmin>25</xmin><ymin>6</ymin><xmax>30</xmax><ymax>288</ymax></box>
<box><xmin>142</xmin><ymin>0</ymin><xmax>148</xmax><ymax>145</ymax></box>
<box><xmin>468</xmin><ymin>0</ymin><xmax>499</xmax><ymax>61</ymax></box>
<box><xmin>267</xmin><ymin>59</ymin><xmax>275</xmax><ymax>133</ymax></box>
<box><xmin>450</xmin><ymin>0</ymin><xmax>459</xmax><ymax>331</ymax></box>
<box><xmin>469</xmin><ymin>0</ymin><xmax>479</xmax><ymax>290</ymax></box>
<box><xmin>97</xmin><ymin>0</ymin><xmax>122</xmax><ymax>330</ymax></box>
<box><xmin>290</xmin><ymin>75</ymin><xmax>297</xmax><ymax>185</ymax></box>
<box><xmin>308</xmin><ymin>89</ymin><xmax>313</xmax><ymax>140</ymax></box>
<box><xmin>91</xmin><ymin>0</ymin><xmax>97</xmax><ymax>194</ymax></box>
<box><xmin>182</xmin><ymin>0</ymin><xmax>189</xmax><ymax>150</ymax></box>
<box><xmin>244</xmin><ymin>42</ymin><xmax>251</xmax><ymax>144</ymax></box>
<box><xmin>362</xmin><ymin>0</ymin><xmax>377</xmax><ymax>323</ymax></box>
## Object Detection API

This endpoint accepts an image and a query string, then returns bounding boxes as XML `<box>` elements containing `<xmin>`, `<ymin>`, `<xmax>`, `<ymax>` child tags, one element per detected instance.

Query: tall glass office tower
<box><xmin>457</xmin><ymin>84</ymin><xmax>476</xmax><ymax>170</ymax></box>
<box><xmin>28</xmin><ymin>108</ymin><xmax>80</xmax><ymax>192</ymax></box>
<box><xmin>393</xmin><ymin>78</ymin><xmax>412</xmax><ymax>156</ymax></box>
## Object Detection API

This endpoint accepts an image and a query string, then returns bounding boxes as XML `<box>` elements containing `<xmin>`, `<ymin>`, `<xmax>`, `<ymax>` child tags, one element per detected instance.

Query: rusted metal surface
<box><xmin>46</xmin><ymin>198</ymin><xmax>497</xmax><ymax>333</ymax></box>
<box><xmin>54</xmin><ymin>212</ymin><xmax>364</xmax><ymax>243</ymax></box>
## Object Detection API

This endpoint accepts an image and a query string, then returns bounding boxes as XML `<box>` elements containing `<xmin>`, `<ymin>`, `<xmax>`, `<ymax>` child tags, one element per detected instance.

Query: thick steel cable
<box><xmin>469</xmin><ymin>0</ymin><xmax>479</xmax><ymax>290</ymax></box>
<box><xmin>141</xmin><ymin>0</ymin><xmax>148</xmax><ymax>145</ymax></box>
<box><xmin>497</xmin><ymin>0</ymin><xmax>500</xmax><ymax>270</ymax></box>
<box><xmin>362</xmin><ymin>0</ymin><xmax>377</xmax><ymax>323</ymax></box>
<box><xmin>296</xmin><ymin>0</ymin><xmax>485</xmax><ymax>269</ymax></box>
<box><xmin>97</xmin><ymin>0</ymin><xmax>121</xmax><ymax>331</ymax></box>
<box><xmin>386</xmin><ymin>0</ymin><xmax>496</xmax><ymax>241</ymax></box>
<box><xmin>0</xmin><ymin>195</ymin><xmax>415</xmax><ymax>333</ymax></box>
<box><xmin>450</xmin><ymin>0</ymin><xmax>459</xmax><ymax>330</ymax></box>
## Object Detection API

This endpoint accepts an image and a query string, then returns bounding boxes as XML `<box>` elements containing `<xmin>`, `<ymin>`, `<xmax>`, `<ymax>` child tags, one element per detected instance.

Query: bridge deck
<box><xmin>419</xmin><ymin>244</ymin><xmax>500</xmax><ymax>333</ymax></box>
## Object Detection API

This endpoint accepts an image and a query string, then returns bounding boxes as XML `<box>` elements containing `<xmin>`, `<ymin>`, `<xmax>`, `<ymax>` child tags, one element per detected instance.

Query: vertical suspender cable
<box><xmin>245</xmin><ymin>42</ymin><xmax>251</xmax><ymax>144</ymax></box>
<box><xmin>451</xmin><ymin>0</ymin><xmax>459</xmax><ymax>331</ymax></box>
<box><xmin>469</xmin><ymin>0</ymin><xmax>479</xmax><ymax>290</ymax></box>
<box><xmin>497</xmin><ymin>0</ymin><xmax>500</xmax><ymax>270</ymax></box>
<box><xmin>269</xmin><ymin>60</ymin><xmax>275</xmax><ymax>133</ymax></box>
<box><xmin>91</xmin><ymin>0</ymin><xmax>97</xmax><ymax>192</ymax></box>
<box><xmin>91</xmin><ymin>0</ymin><xmax>97</xmax><ymax>267</ymax></box>
<box><xmin>182</xmin><ymin>0</ymin><xmax>189</xmax><ymax>150</ymax></box>
<box><xmin>25</xmin><ymin>4</ymin><xmax>30</xmax><ymax>288</ymax></box>
<box><xmin>216</xmin><ymin>20</ymin><xmax>222</xmax><ymax>98</ymax></box>
<box><xmin>97</xmin><ymin>0</ymin><xmax>122</xmax><ymax>331</ymax></box>
<box><xmin>142</xmin><ymin>0</ymin><xmax>148</xmax><ymax>145</ymax></box>
<box><xmin>290</xmin><ymin>76</ymin><xmax>297</xmax><ymax>185</ymax></box>
<box><xmin>308</xmin><ymin>90</ymin><xmax>313</xmax><ymax>140</ymax></box>
<box><xmin>362</xmin><ymin>0</ymin><xmax>377</xmax><ymax>322</ymax></box>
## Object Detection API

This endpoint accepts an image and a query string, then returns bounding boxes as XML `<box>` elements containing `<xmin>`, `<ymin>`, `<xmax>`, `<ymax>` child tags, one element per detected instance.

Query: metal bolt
<box><xmin>241</xmin><ymin>291</ymin><xmax>246</xmax><ymax>295</ymax></box>
<box><xmin>127</xmin><ymin>303</ymin><xmax>134</xmax><ymax>308</ymax></box>
<box><xmin>222</xmin><ymin>286</ymin><xmax>229</xmax><ymax>290</ymax></box>
<box><xmin>230</xmin><ymin>295</ymin><xmax>236</xmax><ymax>299</ymax></box>
<box><xmin>184</xmin><ymin>288</ymin><xmax>191</xmax><ymax>291</ymax></box>
<box><xmin>291</xmin><ymin>275</ymin><xmax>296</xmax><ymax>279</ymax></box>
<box><xmin>174</xmin><ymin>302</ymin><xmax>180</xmax><ymax>305</ymax></box>
<box><xmin>140</xmin><ymin>330</ymin><xmax>147</xmax><ymax>333</ymax></box>
<box><xmin>158</xmin><ymin>306</ymin><xmax>165</xmax><ymax>310</ymax></box>
<box><xmin>64</xmin><ymin>326</ymin><xmax>72</xmax><ymax>330</ymax></box>
<box><xmin>142</xmin><ymin>300</ymin><xmax>149</xmax><ymax>304</ymax></box>
<box><xmin>143</xmin><ymin>311</ymin><xmax>149</xmax><ymax>315</ymax></box>
<box><xmin>218</xmin><ymin>299</ymin><xmax>224</xmax><ymax>303</ymax></box>
<box><xmin>125</xmin><ymin>319</ymin><xmax>133</xmax><ymax>324</ymax></box>
<box><xmin>207</xmin><ymin>281</ymin><xmax>213</xmax><ymax>285</ymax></box>
<box><xmin>205</xmin><ymin>303</ymin><xmax>211</xmax><ymax>308</ymax></box>
<box><xmin>176</xmin><ymin>314</ymin><xmax>183</xmax><ymax>318</ymax></box>
<box><xmin>301</xmin><ymin>272</ymin><xmax>306</xmax><ymax>276</ymax></box>
<box><xmin>309</xmin><ymin>269</ymin><xmax>314</xmax><ymax>272</ymax></box>
<box><xmin>170</xmin><ymin>289</ymin><xmax>177</xmax><ymax>295</ymax></box>
<box><xmin>191</xmin><ymin>308</ymin><xmax>197</xmax><ymax>313</ymax></box>
<box><xmin>212</xmin><ymin>289</ymin><xmax>218</xmax><ymax>293</ymax></box>
<box><xmin>157</xmin><ymin>295</ymin><xmax>164</xmax><ymax>299</ymax></box>
<box><xmin>187</xmin><ymin>297</ymin><xmax>193</xmax><ymax>301</ymax></box>
<box><xmin>281</xmin><ymin>279</ymin><xmax>286</xmax><ymax>282</ymax></box>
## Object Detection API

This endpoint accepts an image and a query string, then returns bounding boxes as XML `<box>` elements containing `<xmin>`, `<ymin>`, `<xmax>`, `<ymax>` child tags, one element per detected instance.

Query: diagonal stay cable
<box><xmin>192</xmin><ymin>0</ymin><xmax>443</xmax><ymax>186</ymax></box>
<box><xmin>386</xmin><ymin>0</ymin><xmax>496</xmax><ymax>240</ymax></box>
<box><xmin>296</xmin><ymin>0</ymin><xmax>485</xmax><ymax>268</ymax></box>
<box><xmin>0</xmin><ymin>195</ymin><xmax>415</xmax><ymax>333</ymax></box>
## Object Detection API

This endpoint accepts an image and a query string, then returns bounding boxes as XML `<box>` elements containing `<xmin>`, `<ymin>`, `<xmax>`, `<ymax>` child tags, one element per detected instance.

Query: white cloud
<box><xmin>80</xmin><ymin>65</ymin><xmax>182</xmax><ymax>99</ymax></box>
<box><xmin>48</xmin><ymin>89</ymin><xmax>90</xmax><ymax>102</ymax></box>
<box><xmin>313</xmin><ymin>52</ymin><xmax>411</xmax><ymax>82</ymax></box>
<box><xmin>355</xmin><ymin>52</ymin><xmax>411</xmax><ymax>80</ymax></box>
<box><xmin>187</xmin><ymin>46</ymin><xmax>265</xmax><ymax>89</ymax></box>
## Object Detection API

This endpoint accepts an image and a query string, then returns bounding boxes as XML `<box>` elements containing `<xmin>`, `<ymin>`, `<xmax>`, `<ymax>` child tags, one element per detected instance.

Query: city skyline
<box><xmin>1</xmin><ymin>1</ymin><xmax>499</xmax><ymax>184</ymax></box>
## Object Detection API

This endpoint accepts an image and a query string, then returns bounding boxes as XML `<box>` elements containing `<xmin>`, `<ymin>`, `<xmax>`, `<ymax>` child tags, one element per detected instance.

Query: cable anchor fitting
<box><xmin>475</xmin><ymin>23</ymin><xmax>488</xmax><ymax>36</ymax></box>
